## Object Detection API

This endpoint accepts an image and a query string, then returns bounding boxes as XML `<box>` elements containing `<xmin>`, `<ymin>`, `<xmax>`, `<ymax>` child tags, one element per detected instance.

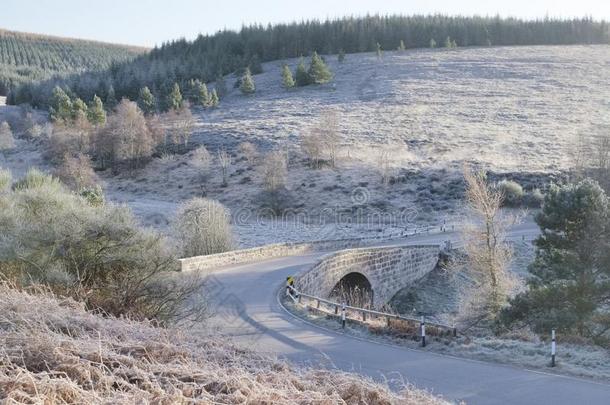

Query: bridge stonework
<box><xmin>295</xmin><ymin>245</ymin><xmax>441</xmax><ymax>309</ymax></box>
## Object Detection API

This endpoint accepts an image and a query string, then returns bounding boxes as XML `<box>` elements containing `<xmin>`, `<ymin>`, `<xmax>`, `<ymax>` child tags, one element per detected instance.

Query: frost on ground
<box><xmin>285</xmin><ymin>241</ymin><xmax>610</xmax><ymax>382</ymax></box>
<box><xmin>103</xmin><ymin>45</ymin><xmax>609</xmax><ymax>246</ymax></box>
<box><xmin>1</xmin><ymin>45</ymin><xmax>609</xmax><ymax>247</ymax></box>
<box><xmin>0</xmin><ymin>283</ymin><xmax>447</xmax><ymax>404</ymax></box>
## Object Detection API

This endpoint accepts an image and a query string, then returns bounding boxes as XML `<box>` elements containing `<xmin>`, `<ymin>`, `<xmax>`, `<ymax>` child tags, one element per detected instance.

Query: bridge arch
<box><xmin>296</xmin><ymin>245</ymin><xmax>440</xmax><ymax>309</ymax></box>
<box><xmin>329</xmin><ymin>272</ymin><xmax>374</xmax><ymax>307</ymax></box>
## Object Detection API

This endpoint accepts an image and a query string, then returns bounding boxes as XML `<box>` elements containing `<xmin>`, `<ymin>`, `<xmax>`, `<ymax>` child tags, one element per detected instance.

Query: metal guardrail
<box><xmin>285</xmin><ymin>284</ymin><xmax>457</xmax><ymax>342</ymax></box>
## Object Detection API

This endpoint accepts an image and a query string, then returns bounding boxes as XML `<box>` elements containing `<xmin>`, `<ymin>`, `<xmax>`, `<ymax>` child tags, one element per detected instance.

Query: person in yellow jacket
<box><xmin>286</xmin><ymin>276</ymin><xmax>295</xmax><ymax>297</ymax></box>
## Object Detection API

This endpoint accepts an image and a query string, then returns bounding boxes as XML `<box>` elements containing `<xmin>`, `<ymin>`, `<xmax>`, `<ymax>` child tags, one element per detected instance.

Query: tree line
<box><xmin>8</xmin><ymin>14</ymin><xmax>609</xmax><ymax>108</ymax></box>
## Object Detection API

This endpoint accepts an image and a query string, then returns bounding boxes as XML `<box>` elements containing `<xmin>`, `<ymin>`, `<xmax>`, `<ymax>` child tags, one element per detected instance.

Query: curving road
<box><xmin>206</xmin><ymin>224</ymin><xmax>610</xmax><ymax>404</ymax></box>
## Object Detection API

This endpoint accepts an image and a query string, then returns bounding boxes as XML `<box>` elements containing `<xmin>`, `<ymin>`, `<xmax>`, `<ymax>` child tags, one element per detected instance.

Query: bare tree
<box><xmin>97</xmin><ymin>99</ymin><xmax>156</xmax><ymax>170</ymax></box>
<box><xmin>238</xmin><ymin>141</ymin><xmax>258</xmax><ymax>165</ymax></box>
<box><xmin>45</xmin><ymin>119</ymin><xmax>91</xmax><ymax>163</ymax></box>
<box><xmin>310</xmin><ymin>109</ymin><xmax>341</xmax><ymax>168</ymax></box>
<box><xmin>0</xmin><ymin>121</ymin><xmax>15</xmax><ymax>151</ymax></box>
<box><xmin>260</xmin><ymin>150</ymin><xmax>288</xmax><ymax>192</ymax></box>
<box><xmin>54</xmin><ymin>153</ymin><xmax>98</xmax><ymax>191</ymax></box>
<box><xmin>458</xmin><ymin>166</ymin><xmax>516</xmax><ymax>328</ymax></box>
<box><xmin>217</xmin><ymin>149</ymin><xmax>232</xmax><ymax>186</ymax></box>
<box><xmin>173</xmin><ymin>197</ymin><xmax>233</xmax><ymax>257</ymax></box>
<box><xmin>301</xmin><ymin>132</ymin><xmax>324</xmax><ymax>169</ymax></box>
<box><xmin>191</xmin><ymin>146</ymin><xmax>212</xmax><ymax>182</ymax></box>
<box><xmin>167</xmin><ymin>104</ymin><xmax>195</xmax><ymax>149</ymax></box>
<box><xmin>378</xmin><ymin>147</ymin><xmax>392</xmax><ymax>185</ymax></box>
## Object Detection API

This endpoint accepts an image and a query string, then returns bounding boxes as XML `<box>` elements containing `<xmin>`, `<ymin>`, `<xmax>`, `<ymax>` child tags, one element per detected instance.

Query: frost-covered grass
<box><xmin>0</xmin><ymin>283</ymin><xmax>447</xmax><ymax>404</ymax></box>
<box><xmin>2</xmin><ymin>45</ymin><xmax>608</xmax><ymax>247</ymax></box>
<box><xmin>102</xmin><ymin>45</ymin><xmax>608</xmax><ymax>246</ymax></box>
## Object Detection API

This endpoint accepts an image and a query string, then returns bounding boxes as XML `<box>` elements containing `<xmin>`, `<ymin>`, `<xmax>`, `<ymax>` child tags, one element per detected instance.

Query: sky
<box><xmin>2</xmin><ymin>0</ymin><xmax>609</xmax><ymax>47</ymax></box>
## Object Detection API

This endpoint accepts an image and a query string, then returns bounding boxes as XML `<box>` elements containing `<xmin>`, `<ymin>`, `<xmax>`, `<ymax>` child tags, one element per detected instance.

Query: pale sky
<box><xmin>2</xmin><ymin>0</ymin><xmax>609</xmax><ymax>47</ymax></box>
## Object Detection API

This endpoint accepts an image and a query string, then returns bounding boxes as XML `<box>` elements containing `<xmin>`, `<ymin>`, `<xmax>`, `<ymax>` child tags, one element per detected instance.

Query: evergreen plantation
<box><xmin>6</xmin><ymin>15</ymin><xmax>610</xmax><ymax>109</ymax></box>
<box><xmin>0</xmin><ymin>29</ymin><xmax>146</xmax><ymax>96</ymax></box>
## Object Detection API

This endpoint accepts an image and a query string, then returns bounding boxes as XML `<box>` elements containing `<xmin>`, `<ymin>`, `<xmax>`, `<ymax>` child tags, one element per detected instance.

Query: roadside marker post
<box><xmin>551</xmin><ymin>329</ymin><xmax>556</xmax><ymax>367</ymax></box>
<box><xmin>421</xmin><ymin>316</ymin><xmax>426</xmax><ymax>347</ymax></box>
<box><xmin>341</xmin><ymin>303</ymin><xmax>346</xmax><ymax>329</ymax></box>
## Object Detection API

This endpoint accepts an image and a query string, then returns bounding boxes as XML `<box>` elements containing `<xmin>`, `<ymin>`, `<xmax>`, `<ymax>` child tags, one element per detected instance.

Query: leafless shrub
<box><xmin>217</xmin><ymin>148</ymin><xmax>232</xmax><ymax>186</ymax></box>
<box><xmin>146</xmin><ymin>114</ymin><xmax>167</xmax><ymax>147</ymax></box>
<box><xmin>0</xmin><ymin>283</ymin><xmax>445</xmax><ymax>404</ymax></box>
<box><xmin>0</xmin><ymin>121</ymin><xmax>15</xmax><ymax>151</ymax></box>
<box><xmin>301</xmin><ymin>132</ymin><xmax>324</xmax><ymax>169</ymax></box>
<box><xmin>173</xmin><ymin>198</ymin><xmax>233</xmax><ymax>257</ymax></box>
<box><xmin>238</xmin><ymin>141</ymin><xmax>258</xmax><ymax>164</ymax></box>
<box><xmin>44</xmin><ymin>118</ymin><xmax>92</xmax><ymax>163</ymax></box>
<box><xmin>190</xmin><ymin>145</ymin><xmax>212</xmax><ymax>181</ymax></box>
<box><xmin>54</xmin><ymin>153</ymin><xmax>99</xmax><ymax>191</ymax></box>
<box><xmin>305</xmin><ymin>109</ymin><xmax>341</xmax><ymax>168</ymax></box>
<box><xmin>260</xmin><ymin>150</ymin><xmax>287</xmax><ymax>192</ymax></box>
<box><xmin>166</xmin><ymin>104</ymin><xmax>195</xmax><ymax>149</ymax></box>
<box><xmin>457</xmin><ymin>166</ymin><xmax>518</xmax><ymax>330</ymax></box>
<box><xmin>378</xmin><ymin>147</ymin><xmax>392</xmax><ymax>185</ymax></box>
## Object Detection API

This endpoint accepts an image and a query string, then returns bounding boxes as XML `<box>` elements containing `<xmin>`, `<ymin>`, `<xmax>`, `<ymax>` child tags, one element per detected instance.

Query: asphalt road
<box><xmin>206</xmin><ymin>225</ymin><xmax>610</xmax><ymax>404</ymax></box>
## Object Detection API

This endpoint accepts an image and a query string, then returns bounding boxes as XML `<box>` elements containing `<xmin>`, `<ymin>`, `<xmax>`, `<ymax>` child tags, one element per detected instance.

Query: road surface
<box><xmin>206</xmin><ymin>224</ymin><xmax>610</xmax><ymax>404</ymax></box>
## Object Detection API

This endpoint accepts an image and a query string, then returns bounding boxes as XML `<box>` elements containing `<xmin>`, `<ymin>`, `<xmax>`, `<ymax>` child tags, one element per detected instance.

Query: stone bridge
<box><xmin>295</xmin><ymin>244</ymin><xmax>441</xmax><ymax>309</ymax></box>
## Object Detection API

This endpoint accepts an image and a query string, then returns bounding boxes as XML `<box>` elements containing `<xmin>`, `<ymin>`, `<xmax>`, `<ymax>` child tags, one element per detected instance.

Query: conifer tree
<box><xmin>166</xmin><ymin>83</ymin><xmax>183</xmax><ymax>111</ymax></box>
<box><xmin>196</xmin><ymin>81</ymin><xmax>210</xmax><ymax>106</ymax></box>
<box><xmin>307</xmin><ymin>52</ymin><xmax>332</xmax><ymax>84</ymax></box>
<box><xmin>88</xmin><ymin>95</ymin><xmax>106</xmax><ymax>126</ymax></box>
<box><xmin>72</xmin><ymin>98</ymin><xmax>88</xmax><ymax>121</ymax></box>
<box><xmin>281</xmin><ymin>64</ymin><xmax>295</xmax><ymax>89</ymax></box>
<box><xmin>138</xmin><ymin>86</ymin><xmax>156</xmax><ymax>115</ymax></box>
<box><xmin>398</xmin><ymin>40</ymin><xmax>406</xmax><ymax>51</ymax></box>
<box><xmin>209</xmin><ymin>89</ymin><xmax>219</xmax><ymax>107</ymax></box>
<box><xmin>49</xmin><ymin>86</ymin><xmax>73</xmax><ymax>122</ymax></box>
<box><xmin>338</xmin><ymin>49</ymin><xmax>346</xmax><ymax>63</ymax></box>
<box><xmin>445</xmin><ymin>36</ymin><xmax>453</xmax><ymax>48</ymax></box>
<box><xmin>430</xmin><ymin>38</ymin><xmax>437</xmax><ymax>48</ymax></box>
<box><xmin>295</xmin><ymin>57</ymin><xmax>310</xmax><ymax>87</ymax></box>
<box><xmin>239</xmin><ymin>68</ymin><xmax>256</xmax><ymax>94</ymax></box>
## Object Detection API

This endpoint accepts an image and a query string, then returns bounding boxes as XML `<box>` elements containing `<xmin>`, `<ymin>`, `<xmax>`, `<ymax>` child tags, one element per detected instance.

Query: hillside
<box><xmin>89</xmin><ymin>45</ymin><xmax>604</xmax><ymax>246</ymax></box>
<box><xmin>0</xmin><ymin>28</ymin><xmax>146</xmax><ymax>95</ymax></box>
<box><xmin>2</xmin><ymin>45</ymin><xmax>607</xmax><ymax>247</ymax></box>
<box><xmin>9</xmin><ymin>15</ymin><xmax>609</xmax><ymax>107</ymax></box>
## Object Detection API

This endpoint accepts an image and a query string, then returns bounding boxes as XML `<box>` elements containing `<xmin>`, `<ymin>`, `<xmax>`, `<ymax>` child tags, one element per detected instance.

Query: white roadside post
<box><xmin>421</xmin><ymin>316</ymin><xmax>426</xmax><ymax>347</ymax></box>
<box><xmin>341</xmin><ymin>303</ymin><xmax>346</xmax><ymax>329</ymax></box>
<box><xmin>551</xmin><ymin>329</ymin><xmax>556</xmax><ymax>367</ymax></box>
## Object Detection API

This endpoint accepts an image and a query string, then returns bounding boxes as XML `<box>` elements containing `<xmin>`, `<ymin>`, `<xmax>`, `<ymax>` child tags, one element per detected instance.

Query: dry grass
<box><xmin>0</xmin><ymin>283</ymin><xmax>446</xmax><ymax>404</ymax></box>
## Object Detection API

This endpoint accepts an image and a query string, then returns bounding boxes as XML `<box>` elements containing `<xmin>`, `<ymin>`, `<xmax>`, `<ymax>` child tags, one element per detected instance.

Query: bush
<box><xmin>260</xmin><ymin>150</ymin><xmax>287</xmax><ymax>192</ymax></box>
<box><xmin>54</xmin><ymin>153</ymin><xmax>98</xmax><ymax>191</ymax></box>
<box><xmin>190</xmin><ymin>146</ymin><xmax>212</xmax><ymax>181</ymax></box>
<box><xmin>238</xmin><ymin>141</ymin><xmax>258</xmax><ymax>164</ymax></box>
<box><xmin>0</xmin><ymin>171</ymin><xmax>204</xmax><ymax>322</ymax></box>
<box><xmin>523</xmin><ymin>188</ymin><xmax>544</xmax><ymax>208</ymax></box>
<box><xmin>0</xmin><ymin>121</ymin><xmax>15</xmax><ymax>151</ymax></box>
<box><xmin>173</xmin><ymin>198</ymin><xmax>233</xmax><ymax>257</ymax></box>
<box><xmin>0</xmin><ymin>168</ymin><xmax>11</xmax><ymax>193</ymax></box>
<box><xmin>497</xmin><ymin>179</ymin><xmax>524</xmax><ymax>207</ymax></box>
